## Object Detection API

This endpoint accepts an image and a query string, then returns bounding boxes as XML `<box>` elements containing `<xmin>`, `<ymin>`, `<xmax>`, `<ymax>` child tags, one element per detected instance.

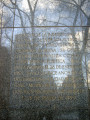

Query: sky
<box><xmin>21</xmin><ymin>0</ymin><xmax>56</xmax><ymax>11</ymax></box>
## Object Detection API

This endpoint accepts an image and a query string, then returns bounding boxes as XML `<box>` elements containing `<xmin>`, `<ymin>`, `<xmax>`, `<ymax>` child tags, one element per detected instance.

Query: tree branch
<box><xmin>34</xmin><ymin>0</ymin><xmax>38</xmax><ymax>13</ymax></box>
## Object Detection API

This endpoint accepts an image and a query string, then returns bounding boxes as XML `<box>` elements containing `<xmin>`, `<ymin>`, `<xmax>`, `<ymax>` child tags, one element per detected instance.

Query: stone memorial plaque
<box><xmin>0</xmin><ymin>0</ymin><xmax>90</xmax><ymax>120</ymax></box>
